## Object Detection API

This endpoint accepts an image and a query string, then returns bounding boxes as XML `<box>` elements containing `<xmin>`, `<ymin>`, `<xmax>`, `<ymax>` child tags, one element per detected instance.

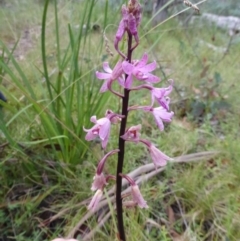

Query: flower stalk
<box><xmin>116</xmin><ymin>31</ymin><xmax>133</xmax><ymax>241</ymax></box>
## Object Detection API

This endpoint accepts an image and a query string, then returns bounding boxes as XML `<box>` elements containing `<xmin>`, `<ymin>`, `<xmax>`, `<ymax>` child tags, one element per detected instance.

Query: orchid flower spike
<box><xmin>91</xmin><ymin>149</ymin><xmax>119</xmax><ymax>191</ymax></box>
<box><xmin>121</xmin><ymin>124</ymin><xmax>141</xmax><ymax>142</ymax></box>
<box><xmin>140</xmin><ymin>139</ymin><xmax>173</xmax><ymax>168</ymax></box>
<box><xmin>122</xmin><ymin>53</ymin><xmax>160</xmax><ymax>88</ymax></box>
<box><xmin>120</xmin><ymin>174</ymin><xmax>148</xmax><ymax>208</ymax></box>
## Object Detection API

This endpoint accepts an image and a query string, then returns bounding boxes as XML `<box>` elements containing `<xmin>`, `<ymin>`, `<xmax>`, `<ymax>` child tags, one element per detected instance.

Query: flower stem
<box><xmin>116</xmin><ymin>32</ymin><xmax>133</xmax><ymax>241</ymax></box>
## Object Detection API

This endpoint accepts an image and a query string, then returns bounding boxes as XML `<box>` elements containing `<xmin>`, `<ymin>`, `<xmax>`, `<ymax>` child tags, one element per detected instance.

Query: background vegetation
<box><xmin>0</xmin><ymin>0</ymin><xmax>239</xmax><ymax>240</ymax></box>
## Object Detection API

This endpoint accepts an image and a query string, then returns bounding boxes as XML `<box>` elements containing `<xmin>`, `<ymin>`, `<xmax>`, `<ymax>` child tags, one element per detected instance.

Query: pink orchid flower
<box><xmin>122</xmin><ymin>53</ymin><xmax>160</xmax><ymax>88</ymax></box>
<box><xmin>140</xmin><ymin>139</ymin><xmax>173</xmax><ymax>168</ymax></box>
<box><xmin>91</xmin><ymin>149</ymin><xmax>119</xmax><ymax>191</ymax></box>
<box><xmin>88</xmin><ymin>189</ymin><xmax>103</xmax><ymax>212</ymax></box>
<box><xmin>143</xmin><ymin>106</ymin><xmax>174</xmax><ymax>131</ymax></box>
<box><xmin>83</xmin><ymin>116</ymin><xmax>111</xmax><ymax>149</ymax></box>
<box><xmin>105</xmin><ymin>109</ymin><xmax>122</xmax><ymax>124</ymax></box>
<box><xmin>91</xmin><ymin>173</ymin><xmax>106</xmax><ymax>192</ymax></box>
<box><xmin>120</xmin><ymin>174</ymin><xmax>148</xmax><ymax>209</ymax></box>
<box><xmin>128</xmin><ymin>79</ymin><xmax>173</xmax><ymax>110</ymax></box>
<box><xmin>131</xmin><ymin>184</ymin><xmax>148</xmax><ymax>208</ymax></box>
<box><xmin>96</xmin><ymin>61</ymin><xmax>124</xmax><ymax>93</ymax></box>
<box><xmin>84</xmin><ymin>112</ymin><xmax>124</xmax><ymax>149</ymax></box>
<box><xmin>121</xmin><ymin>124</ymin><xmax>141</xmax><ymax>142</ymax></box>
<box><xmin>150</xmin><ymin>80</ymin><xmax>173</xmax><ymax>110</ymax></box>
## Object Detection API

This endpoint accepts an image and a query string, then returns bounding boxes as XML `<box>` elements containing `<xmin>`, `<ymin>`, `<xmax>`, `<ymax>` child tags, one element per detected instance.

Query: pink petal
<box><xmin>110</xmin><ymin>115</ymin><xmax>122</xmax><ymax>124</ymax></box>
<box><xmin>163</xmin><ymin>111</ymin><xmax>174</xmax><ymax>122</ymax></box>
<box><xmin>112</xmin><ymin>61</ymin><xmax>123</xmax><ymax>80</ymax></box>
<box><xmin>98</xmin><ymin>119</ymin><xmax>111</xmax><ymax>141</ymax></box>
<box><xmin>131</xmin><ymin>184</ymin><xmax>148</xmax><ymax>208</ymax></box>
<box><xmin>157</xmin><ymin>97</ymin><xmax>170</xmax><ymax>111</ymax></box>
<box><xmin>136</xmin><ymin>53</ymin><xmax>148</xmax><ymax>68</ymax></box>
<box><xmin>121</xmin><ymin>124</ymin><xmax>141</xmax><ymax>142</ymax></box>
<box><xmin>151</xmin><ymin>92</ymin><xmax>155</xmax><ymax>106</ymax></box>
<box><xmin>139</xmin><ymin>61</ymin><xmax>157</xmax><ymax>73</ymax></box>
<box><xmin>97</xmin><ymin>117</ymin><xmax>109</xmax><ymax>126</ymax></box>
<box><xmin>128</xmin><ymin>13</ymin><xmax>137</xmax><ymax>35</ymax></box>
<box><xmin>117</xmin><ymin>76</ymin><xmax>125</xmax><ymax>87</ymax></box>
<box><xmin>96</xmin><ymin>71</ymin><xmax>111</xmax><ymax>80</ymax></box>
<box><xmin>100</xmin><ymin>80</ymin><xmax>109</xmax><ymax>92</ymax></box>
<box><xmin>152</xmin><ymin>88</ymin><xmax>165</xmax><ymax>99</ymax></box>
<box><xmin>122</xmin><ymin>61</ymin><xmax>134</xmax><ymax>75</ymax></box>
<box><xmin>153</xmin><ymin>115</ymin><xmax>164</xmax><ymax>131</ymax></box>
<box><xmin>84</xmin><ymin>127</ymin><xmax>98</xmax><ymax>141</ymax></box>
<box><xmin>152</xmin><ymin>92</ymin><xmax>166</xmax><ymax>109</ymax></box>
<box><xmin>88</xmin><ymin>189</ymin><xmax>103</xmax><ymax>211</ymax></box>
<box><xmin>154</xmin><ymin>107</ymin><xmax>174</xmax><ymax>122</ymax></box>
<box><xmin>102</xmin><ymin>62</ymin><xmax>112</xmax><ymax>73</ymax></box>
<box><xmin>90</xmin><ymin>115</ymin><xmax>97</xmax><ymax>123</ymax></box>
<box><xmin>152</xmin><ymin>107</ymin><xmax>174</xmax><ymax>131</ymax></box>
<box><xmin>115</xmin><ymin>19</ymin><xmax>125</xmax><ymax>41</ymax></box>
<box><xmin>133</xmin><ymin>31</ymin><xmax>139</xmax><ymax>44</ymax></box>
<box><xmin>91</xmin><ymin>173</ymin><xmax>107</xmax><ymax>191</ymax></box>
<box><xmin>125</xmin><ymin>74</ymin><xmax>133</xmax><ymax>89</ymax></box>
<box><xmin>149</xmin><ymin>144</ymin><xmax>173</xmax><ymax>167</ymax></box>
<box><xmin>152</xmin><ymin>84</ymin><xmax>173</xmax><ymax>110</ymax></box>
<box><xmin>134</xmin><ymin>70</ymin><xmax>148</xmax><ymax>80</ymax></box>
<box><xmin>105</xmin><ymin>110</ymin><xmax>122</xmax><ymax>124</ymax></box>
<box><xmin>154</xmin><ymin>84</ymin><xmax>173</xmax><ymax>98</ymax></box>
<box><xmin>101</xmin><ymin>131</ymin><xmax>110</xmax><ymax>149</ymax></box>
<box><xmin>121</xmin><ymin>5</ymin><xmax>128</xmax><ymax>19</ymax></box>
<box><xmin>135</xmin><ymin>4</ymin><xmax>142</xmax><ymax>27</ymax></box>
<box><xmin>145</xmin><ymin>73</ymin><xmax>160</xmax><ymax>83</ymax></box>
<box><xmin>163</xmin><ymin>84</ymin><xmax>173</xmax><ymax>96</ymax></box>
